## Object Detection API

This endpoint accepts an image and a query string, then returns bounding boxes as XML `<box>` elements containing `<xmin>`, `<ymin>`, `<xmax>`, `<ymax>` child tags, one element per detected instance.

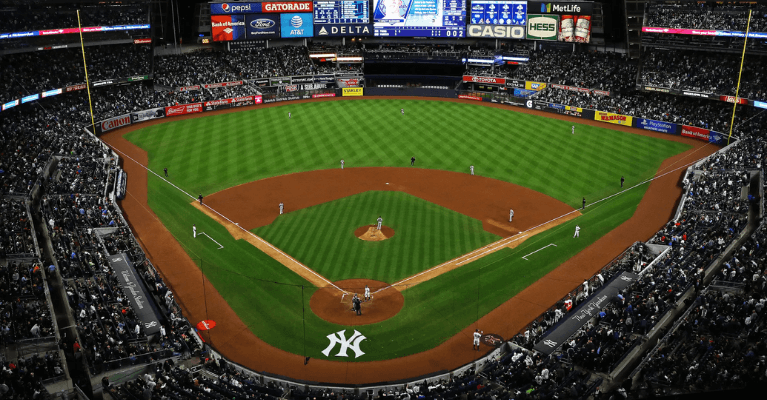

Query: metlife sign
<box><xmin>314</xmin><ymin>24</ymin><xmax>372</xmax><ymax>37</ymax></box>
<box><xmin>467</xmin><ymin>25</ymin><xmax>525</xmax><ymax>39</ymax></box>
<box><xmin>529</xmin><ymin>2</ymin><xmax>594</xmax><ymax>16</ymax></box>
<box><xmin>526</xmin><ymin>14</ymin><xmax>558</xmax><ymax>40</ymax></box>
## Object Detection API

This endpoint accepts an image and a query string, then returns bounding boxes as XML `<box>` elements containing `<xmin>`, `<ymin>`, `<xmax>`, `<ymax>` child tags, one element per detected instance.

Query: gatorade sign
<box><xmin>526</xmin><ymin>14</ymin><xmax>558</xmax><ymax>40</ymax></box>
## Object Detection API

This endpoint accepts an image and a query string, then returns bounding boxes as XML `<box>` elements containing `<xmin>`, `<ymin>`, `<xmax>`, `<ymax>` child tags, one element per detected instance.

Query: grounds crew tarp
<box><xmin>533</xmin><ymin>271</ymin><xmax>638</xmax><ymax>355</ymax></box>
<box><xmin>108</xmin><ymin>253</ymin><xmax>164</xmax><ymax>335</ymax></box>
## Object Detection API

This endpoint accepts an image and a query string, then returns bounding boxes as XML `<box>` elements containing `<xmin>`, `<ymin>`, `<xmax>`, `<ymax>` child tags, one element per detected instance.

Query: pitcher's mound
<box><xmin>310</xmin><ymin>279</ymin><xmax>404</xmax><ymax>326</ymax></box>
<box><xmin>354</xmin><ymin>225</ymin><xmax>395</xmax><ymax>241</ymax></box>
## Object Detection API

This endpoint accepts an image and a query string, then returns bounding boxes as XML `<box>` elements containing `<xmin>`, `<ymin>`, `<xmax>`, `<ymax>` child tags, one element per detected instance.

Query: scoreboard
<box><xmin>470</xmin><ymin>1</ymin><xmax>527</xmax><ymax>26</ymax></box>
<box><xmin>313</xmin><ymin>1</ymin><xmax>369</xmax><ymax>24</ymax></box>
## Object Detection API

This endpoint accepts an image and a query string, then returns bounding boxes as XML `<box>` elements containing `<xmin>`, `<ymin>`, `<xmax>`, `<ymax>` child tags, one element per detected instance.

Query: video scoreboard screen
<box><xmin>373</xmin><ymin>0</ymin><xmax>466</xmax><ymax>37</ymax></box>
<box><xmin>314</xmin><ymin>1</ymin><xmax>369</xmax><ymax>24</ymax></box>
<box><xmin>470</xmin><ymin>1</ymin><xmax>527</xmax><ymax>25</ymax></box>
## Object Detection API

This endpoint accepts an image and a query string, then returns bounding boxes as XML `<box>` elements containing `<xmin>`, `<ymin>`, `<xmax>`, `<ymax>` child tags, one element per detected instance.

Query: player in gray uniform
<box><xmin>470</xmin><ymin>165</ymin><xmax>475</xmax><ymax>175</ymax></box>
<box><xmin>341</xmin><ymin>159</ymin><xmax>345</xmax><ymax>169</ymax></box>
<box><xmin>193</xmin><ymin>224</ymin><xmax>196</xmax><ymax>238</ymax></box>
<box><xmin>509</xmin><ymin>209</ymin><xmax>514</xmax><ymax>222</ymax></box>
<box><xmin>279</xmin><ymin>202</ymin><xmax>284</xmax><ymax>215</ymax></box>
<box><xmin>572</xmin><ymin>125</ymin><xmax>575</xmax><ymax>134</ymax></box>
<box><xmin>574</xmin><ymin>225</ymin><xmax>580</xmax><ymax>238</ymax></box>
<box><xmin>376</xmin><ymin>216</ymin><xmax>383</xmax><ymax>230</ymax></box>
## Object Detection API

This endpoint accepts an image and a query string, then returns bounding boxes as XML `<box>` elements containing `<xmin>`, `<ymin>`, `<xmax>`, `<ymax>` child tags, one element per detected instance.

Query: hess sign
<box><xmin>468</xmin><ymin>24</ymin><xmax>525</xmax><ymax>38</ymax></box>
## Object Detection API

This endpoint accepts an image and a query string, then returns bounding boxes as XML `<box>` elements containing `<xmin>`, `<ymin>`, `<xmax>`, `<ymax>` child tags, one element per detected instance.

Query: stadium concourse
<box><xmin>0</xmin><ymin>2</ymin><xmax>766</xmax><ymax>399</ymax></box>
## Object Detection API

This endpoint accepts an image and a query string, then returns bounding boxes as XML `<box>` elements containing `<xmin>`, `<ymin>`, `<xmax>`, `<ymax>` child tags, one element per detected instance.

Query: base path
<box><xmin>100</xmin><ymin>96</ymin><xmax>718</xmax><ymax>385</ymax></box>
<box><xmin>311</xmin><ymin>279</ymin><xmax>404</xmax><ymax>325</ymax></box>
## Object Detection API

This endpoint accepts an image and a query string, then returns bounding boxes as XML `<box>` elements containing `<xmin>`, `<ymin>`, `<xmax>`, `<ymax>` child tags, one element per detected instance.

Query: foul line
<box><xmin>198</xmin><ymin>232</ymin><xmax>224</xmax><ymax>249</ymax></box>
<box><xmin>522</xmin><ymin>243</ymin><xmax>557</xmax><ymax>260</ymax></box>
<box><xmin>104</xmin><ymin>143</ymin><xmax>346</xmax><ymax>294</ymax></box>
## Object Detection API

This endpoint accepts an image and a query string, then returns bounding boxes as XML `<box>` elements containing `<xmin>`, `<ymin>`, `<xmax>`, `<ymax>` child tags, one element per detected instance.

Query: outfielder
<box><xmin>376</xmin><ymin>216</ymin><xmax>383</xmax><ymax>230</ymax></box>
<box><xmin>164</xmin><ymin>167</ymin><xmax>168</xmax><ymax>177</ymax></box>
<box><xmin>470</xmin><ymin>165</ymin><xmax>474</xmax><ymax>175</ymax></box>
<box><xmin>401</xmin><ymin>108</ymin><xmax>404</xmax><ymax>115</ymax></box>
<box><xmin>509</xmin><ymin>209</ymin><xmax>514</xmax><ymax>222</ymax></box>
<box><xmin>364</xmin><ymin>285</ymin><xmax>371</xmax><ymax>301</ymax></box>
<box><xmin>473</xmin><ymin>329</ymin><xmax>482</xmax><ymax>350</ymax></box>
<box><xmin>193</xmin><ymin>224</ymin><xmax>196</xmax><ymax>238</ymax></box>
<box><xmin>571</xmin><ymin>125</ymin><xmax>575</xmax><ymax>135</ymax></box>
<box><xmin>288</xmin><ymin>112</ymin><xmax>291</xmax><ymax>119</ymax></box>
<box><xmin>574</xmin><ymin>225</ymin><xmax>580</xmax><ymax>238</ymax></box>
<box><xmin>341</xmin><ymin>159</ymin><xmax>345</xmax><ymax>169</ymax></box>
<box><xmin>279</xmin><ymin>202</ymin><xmax>284</xmax><ymax>215</ymax></box>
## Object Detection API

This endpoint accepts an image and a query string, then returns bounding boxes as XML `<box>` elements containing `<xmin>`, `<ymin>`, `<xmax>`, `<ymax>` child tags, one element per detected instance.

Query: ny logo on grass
<box><xmin>322</xmin><ymin>329</ymin><xmax>366</xmax><ymax>358</ymax></box>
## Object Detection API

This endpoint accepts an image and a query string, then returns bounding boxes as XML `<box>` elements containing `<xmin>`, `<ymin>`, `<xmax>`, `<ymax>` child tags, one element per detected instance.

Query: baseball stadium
<box><xmin>0</xmin><ymin>1</ymin><xmax>765</xmax><ymax>399</ymax></box>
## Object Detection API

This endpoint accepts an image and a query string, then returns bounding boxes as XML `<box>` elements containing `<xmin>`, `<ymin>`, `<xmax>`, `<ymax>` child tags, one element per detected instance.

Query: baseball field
<box><xmin>104</xmin><ymin>97</ymin><xmax>713</xmax><ymax>382</ymax></box>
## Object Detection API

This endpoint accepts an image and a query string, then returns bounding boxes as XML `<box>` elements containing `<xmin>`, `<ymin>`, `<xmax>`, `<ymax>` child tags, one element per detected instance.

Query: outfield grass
<box><xmin>127</xmin><ymin>99</ymin><xmax>692</xmax><ymax>361</ymax></box>
<box><xmin>254</xmin><ymin>191</ymin><xmax>499</xmax><ymax>283</ymax></box>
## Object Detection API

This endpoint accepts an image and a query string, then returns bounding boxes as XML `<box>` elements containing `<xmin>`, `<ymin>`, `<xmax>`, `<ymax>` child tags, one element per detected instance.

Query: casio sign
<box><xmin>251</xmin><ymin>19</ymin><xmax>275</xmax><ymax>29</ymax></box>
<box><xmin>468</xmin><ymin>25</ymin><xmax>525</xmax><ymax>39</ymax></box>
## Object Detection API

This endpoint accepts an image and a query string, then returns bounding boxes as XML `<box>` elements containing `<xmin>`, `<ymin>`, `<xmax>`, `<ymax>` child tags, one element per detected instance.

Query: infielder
<box><xmin>470</xmin><ymin>165</ymin><xmax>474</xmax><ymax>175</ymax></box>
<box><xmin>410</xmin><ymin>156</ymin><xmax>416</xmax><ymax>166</ymax></box>
<box><xmin>574</xmin><ymin>225</ymin><xmax>580</xmax><ymax>238</ymax></box>
<box><xmin>279</xmin><ymin>202</ymin><xmax>284</xmax><ymax>215</ymax></box>
<box><xmin>164</xmin><ymin>168</ymin><xmax>168</xmax><ymax>177</ymax></box>
<box><xmin>473</xmin><ymin>329</ymin><xmax>482</xmax><ymax>350</ymax></box>
<box><xmin>341</xmin><ymin>159</ymin><xmax>345</xmax><ymax>169</ymax></box>
<box><xmin>621</xmin><ymin>176</ymin><xmax>625</xmax><ymax>188</ymax></box>
<box><xmin>193</xmin><ymin>224</ymin><xmax>196</xmax><ymax>238</ymax></box>
<box><xmin>364</xmin><ymin>285</ymin><xmax>371</xmax><ymax>301</ymax></box>
<box><xmin>582</xmin><ymin>197</ymin><xmax>586</xmax><ymax>210</ymax></box>
<box><xmin>198</xmin><ymin>194</ymin><xmax>203</xmax><ymax>205</ymax></box>
<box><xmin>509</xmin><ymin>209</ymin><xmax>514</xmax><ymax>222</ymax></box>
<box><xmin>376</xmin><ymin>216</ymin><xmax>383</xmax><ymax>230</ymax></box>
<box><xmin>571</xmin><ymin>125</ymin><xmax>575</xmax><ymax>135</ymax></box>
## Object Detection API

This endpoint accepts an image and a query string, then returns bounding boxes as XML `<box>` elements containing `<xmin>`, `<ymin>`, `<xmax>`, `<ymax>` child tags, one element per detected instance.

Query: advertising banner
<box><xmin>551</xmin><ymin>83</ymin><xmax>610</xmax><ymax>96</ymax></box>
<box><xmin>529</xmin><ymin>1</ymin><xmax>594</xmax><ymax>15</ymax></box>
<box><xmin>315</xmin><ymin>23</ymin><xmax>372</xmax><ymax>36</ymax></box>
<box><xmin>641</xmin><ymin>27</ymin><xmax>767</xmax><ymax>39</ymax></box>
<box><xmin>179</xmin><ymin>85</ymin><xmax>201</xmax><ymax>92</ymax></box>
<box><xmin>342</xmin><ymin>87</ymin><xmax>363</xmax><ymax>96</ymax></box>
<box><xmin>165</xmin><ymin>103</ymin><xmax>204</xmax><ymax>117</ymax></box>
<box><xmin>680</xmin><ymin>90</ymin><xmax>713</xmax><ymax>99</ymax></box>
<box><xmin>680</xmin><ymin>125</ymin><xmax>711</xmax><ymax>142</ymax></box>
<box><xmin>21</xmin><ymin>94</ymin><xmax>39</xmax><ymax>104</ymax></box>
<box><xmin>709</xmin><ymin>131</ymin><xmax>725</xmax><ymax>144</ymax></box>
<box><xmin>514</xmin><ymin>88</ymin><xmax>538</xmax><ymax>98</ymax></box>
<box><xmin>264</xmin><ymin>1</ymin><xmax>314</xmax><ymax>13</ymax></box>
<box><xmin>130</xmin><ymin>108</ymin><xmax>165</xmax><ymax>123</ymax></box>
<box><xmin>462</xmin><ymin>75</ymin><xmax>507</xmax><ymax>85</ymax></box>
<box><xmin>458</xmin><ymin>94</ymin><xmax>483</xmax><ymax>101</ymax></box>
<box><xmin>2</xmin><ymin>99</ymin><xmax>19</xmax><ymax>111</ymax></box>
<box><xmin>644</xmin><ymin>86</ymin><xmax>673</xmax><ymax>94</ymax></box>
<box><xmin>755</xmin><ymin>101</ymin><xmax>767</xmax><ymax>109</ymax></box>
<box><xmin>720</xmin><ymin>95</ymin><xmax>747</xmax><ymax>105</ymax></box>
<box><xmin>245</xmin><ymin>14</ymin><xmax>281</xmax><ymax>39</ymax></box>
<box><xmin>108</xmin><ymin>253</ymin><xmax>163</xmax><ymax>335</ymax></box>
<box><xmin>527</xmin><ymin>14</ymin><xmax>559</xmax><ymax>40</ymax></box>
<box><xmin>525</xmin><ymin>81</ymin><xmax>547</xmax><ymax>91</ymax></box>
<box><xmin>133</xmin><ymin>38</ymin><xmax>152</xmax><ymax>44</ymax></box>
<box><xmin>467</xmin><ymin>24</ymin><xmax>525</xmax><ymax>39</ymax></box>
<box><xmin>212</xmin><ymin>14</ymin><xmax>246</xmax><ymax>41</ymax></box>
<box><xmin>100</xmin><ymin>114</ymin><xmax>132</xmax><ymax>133</ymax></box>
<box><xmin>65</xmin><ymin>84</ymin><xmax>87</xmax><ymax>92</ymax></box>
<box><xmin>204</xmin><ymin>96</ymin><xmax>260</xmax><ymax>111</ymax></box>
<box><xmin>42</xmin><ymin>88</ymin><xmax>62</xmax><ymax>98</ymax></box>
<box><xmin>202</xmin><ymin>81</ymin><xmax>243</xmax><ymax>89</ymax></box>
<box><xmin>337</xmin><ymin>77</ymin><xmax>360</xmax><ymax>88</ymax></box>
<box><xmin>505</xmin><ymin>79</ymin><xmax>525</xmax><ymax>88</ymax></box>
<box><xmin>312</xmin><ymin>93</ymin><xmax>336</xmax><ymax>98</ymax></box>
<box><xmin>291</xmin><ymin>76</ymin><xmax>314</xmax><ymax>84</ymax></box>
<box><xmin>314</xmin><ymin>75</ymin><xmax>336</xmax><ymax>83</ymax></box>
<box><xmin>633</xmin><ymin>118</ymin><xmax>677</xmax><ymax>134</ymax></box>
<box><xmin>301</xmin><ymin>82</ymin><xmax>331</xmax><ymax>90</ymax></box>
<box><xmin>211</xmin><ymin>2</ymin><xmax>261</xmax><ymax>14</ymax></box>
<box><xmin>280</xmin><ymin>13</ymin><xmax>314</xmax><ymax>38</ymax></box>
<box><xmin>594</xmin><ymin>111</ymin><xmax>632</xmax><ymax>126</ymax></box>
<box><xmin>250</xmin><ymin>78</ymin><xmax>270</xmax><ymax>86</ymax></box>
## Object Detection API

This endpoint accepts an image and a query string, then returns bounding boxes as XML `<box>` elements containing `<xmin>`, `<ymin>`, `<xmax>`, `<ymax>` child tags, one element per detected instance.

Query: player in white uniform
<box><xmin>289</xmin><ymin>112</ymin><xmax>291</xmax><ymax>119</ymax></box>
<box><xmin>473</xmin><ymin>329</ymin><xmax>482</xmax><ymax>350</ymax></box>
<box><xmin>376</xmin><ymin>216</ymin><xmax>383</xmax><ymax>230</ymax></box>
<box><xmin>509</xmin><ymin>209</ymin><xmax>514</xmax><ymax>222</ymax></box>
<box><xmin>574</xmin><ymin>224</ymin><xmax>580</xmax><ymax>238</ymax></box>
<box><xmin>364</xmin><ymin>285</ymin><xmax>371</xmax><ymax>301</ymax></box>
<box><xmin>193</xmin><ymin>224</ymin><xmax>196</xmax><ymax>238</ymax></box>
<box><xmin>571</xmin><ymin>125</ymin><xmax>575</xmax><ymax>134</ymax></box>
<box><xmin>341</xmin><ymin>159</ymin><xmax>345</xmax><ymax>169</ymax></box>
<box><xmin>470</xmin><ymin>165</ymin><xmax>474</xmax><ymax>175</ymax></box>
<box><xmin>279</xmin><ymin>202</ymin><xmax>284</xmax><ymax>215</ymax></box>
<box><xmin>401</xmin><ymin>108</ymin><xmax>404</xmax><ymax>115</ymax></box>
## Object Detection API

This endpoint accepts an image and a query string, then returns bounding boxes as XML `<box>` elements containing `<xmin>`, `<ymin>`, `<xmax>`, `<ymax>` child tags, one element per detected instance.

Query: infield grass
<box><xmin>127</xmin><ymin>99</ymin><xmax>692</xmax><ymax>361</ymax></box>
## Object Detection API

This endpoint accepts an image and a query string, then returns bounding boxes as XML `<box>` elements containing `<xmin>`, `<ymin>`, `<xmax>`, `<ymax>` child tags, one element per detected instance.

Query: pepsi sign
<box><xmin>211</xmin><ymin>2</ymin><xmax>260</xmax><ymax>14</ymax></box>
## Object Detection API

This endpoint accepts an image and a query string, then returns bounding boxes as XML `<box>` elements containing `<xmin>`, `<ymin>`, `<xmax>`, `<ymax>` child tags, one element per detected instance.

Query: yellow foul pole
<box><xmin>728</xmin><ymin>9</ymin><xmax>752</xmax><ymax>144</ymax></box>
<box><xmin>77</xmin><ymin>10</ymin><xmax>97</xmax><ymax>135</ymax></box>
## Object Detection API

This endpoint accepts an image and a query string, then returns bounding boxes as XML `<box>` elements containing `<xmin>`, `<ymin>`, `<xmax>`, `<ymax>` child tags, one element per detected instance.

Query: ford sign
<box><xmin>251</xmin><ymin>19</ymin><xmax>275</xmax><ymax>29</ymax></box>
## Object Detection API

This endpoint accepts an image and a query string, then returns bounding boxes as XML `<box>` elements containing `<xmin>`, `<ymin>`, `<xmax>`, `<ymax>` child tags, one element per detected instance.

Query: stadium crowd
<box><xmin>645</xmin><ymin>2</ymin><xmax>767</xmax><ymax>33</ymax></box>
<box><xmin>0</xmin><ymin>2</ymin><xmax>149</xmax><ymax>33</ymax></box>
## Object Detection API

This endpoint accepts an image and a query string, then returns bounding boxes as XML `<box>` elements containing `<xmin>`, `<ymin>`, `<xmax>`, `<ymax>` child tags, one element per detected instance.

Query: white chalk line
<box><xmin>105</xmin><ymin>143</ymin><xmax>346</xmax><ymax>294</ymax></box>
<box><xmin>198</xmin><ymin>232</ymin><xmax>224</xmax><ymax>249</ymax></box>
<box><xmin>522</xmin><ymin>243</ymin><xmax>557</xmax><ymax>260</ymax></box>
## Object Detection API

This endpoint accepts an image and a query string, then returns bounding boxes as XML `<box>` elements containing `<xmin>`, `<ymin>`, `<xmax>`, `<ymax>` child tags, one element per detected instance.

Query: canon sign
<box><xmin>101</xmin><ymin>115</ymin><xmax>131</xmax><ymax>132</ymax></box>
<box><xmin>264</xmin><ymin>2</ymin><xmax>312</xmax><ymax>13</ymax></box>
<box><xmin>468</xmin><ymin>25</ymin><xmax>525</xmax><ymax>39</ymax></box>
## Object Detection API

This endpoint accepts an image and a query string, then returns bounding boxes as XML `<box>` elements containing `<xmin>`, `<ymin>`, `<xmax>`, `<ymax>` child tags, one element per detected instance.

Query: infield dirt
<box><xmin>101</xmin><ymin>96</ymin><xmax>717</xmax><ymax>384</ymax></box>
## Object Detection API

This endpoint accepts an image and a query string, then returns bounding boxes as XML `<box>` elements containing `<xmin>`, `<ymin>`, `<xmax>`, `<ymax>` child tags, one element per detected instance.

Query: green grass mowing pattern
<box><xmin>254</xmin><ymin>191</ymin><xmax>499</xmax><ymax>283</ymax></box>
<box><xmin>126</xmin><ymin>99</ymin><xmax>690</xmax><ymax>208</ymax></box>
<box><xmin>145</xmin><ymin>160</ymin><xmax>650</xmax><ymax>361</ymax></box>
<box><xmin>126</xmin><ymin>99</ymin><xmax>692</xmax><ymax>360</ymax></box>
